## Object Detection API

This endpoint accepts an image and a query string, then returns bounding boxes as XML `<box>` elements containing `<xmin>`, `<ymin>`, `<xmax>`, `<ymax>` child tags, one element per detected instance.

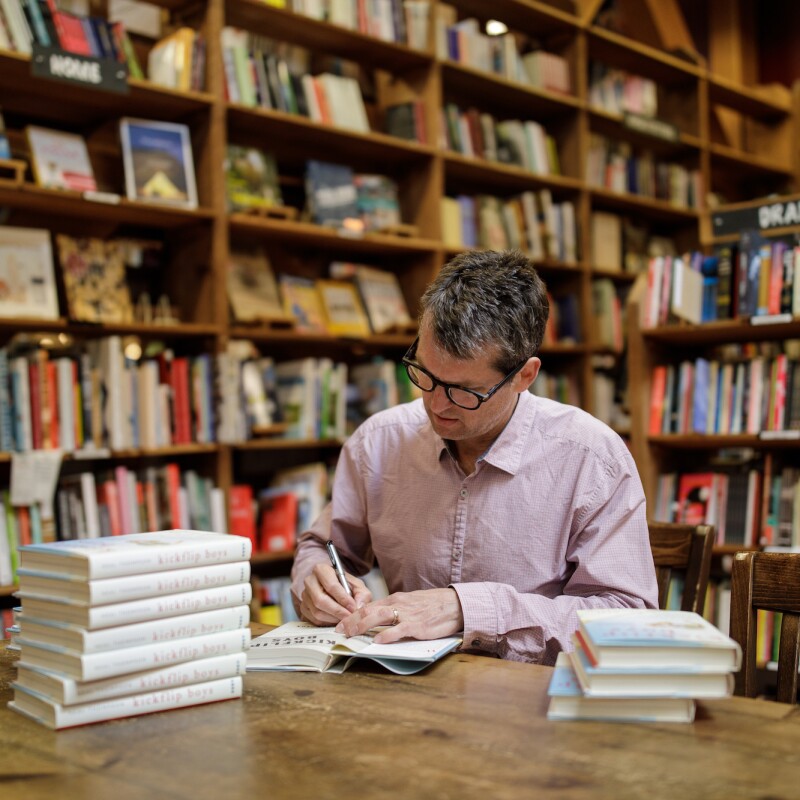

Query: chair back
<box><xmin>648</xmin><ymin>522</ymin><xmax>714</xmax><ymax>614</ymax></box>
<box><xmin>730</xmin><ymin>551</ymin><xmax>800</xmax><ymax>703</ymax></box>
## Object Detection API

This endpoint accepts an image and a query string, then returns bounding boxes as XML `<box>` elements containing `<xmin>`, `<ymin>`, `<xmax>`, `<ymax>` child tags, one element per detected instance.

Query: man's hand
<box><xmin>299</xmin><ymin>562</ymin><xmax>372</xmax><ymax>626</ymax></box>
<box><xmin>335</xmin><ymin>588</ymin><xmax>463</xmax><ymax>643</ymax></box>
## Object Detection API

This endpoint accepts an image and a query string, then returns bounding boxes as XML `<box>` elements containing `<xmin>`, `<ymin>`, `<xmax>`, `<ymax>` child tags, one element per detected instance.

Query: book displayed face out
<box><xmin>26</xmin><ymin>126</ymin><xmax>97</xmax><ymax>193</ymax></box>
<box><xmin>0</xmin><ymin>226</ymin><xmax>60</xmax><ymax>320</ymax></box>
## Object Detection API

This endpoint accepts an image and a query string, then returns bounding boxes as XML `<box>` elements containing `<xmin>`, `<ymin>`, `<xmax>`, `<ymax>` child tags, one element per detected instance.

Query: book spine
<box><xmin>25</xmin><ymin>604</ymin><xmax>250</xmax><ymax>653</ymax></box>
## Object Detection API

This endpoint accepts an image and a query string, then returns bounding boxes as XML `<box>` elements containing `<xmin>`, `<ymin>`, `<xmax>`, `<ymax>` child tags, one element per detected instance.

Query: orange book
<box><xmin>101</xmin><ymin>480</ymin><xmax>122</xmax><ymax>536</ymax></box>
<box><xmin>17</xmin><ymin>507</ymin><xmax>31</xmax><ymax>547</ymax></box>
<box><xmin>648</xmin><ymin>366</ymin><xmax>667</xmax><ymax>435</ymax></box>
<box><xmin>258</xmin><ymin>490</ymin><xmax>297</xmax><ymax>554</ymax></box>
<box><xmin>165</xmin><ymin>463</ymin><xmax>182</xmax><ymax>529</ymax></box>
<box><xmin>228</xmin><ymin>485</ymin><xmax>256</xmax><ymax>548</ymax></box>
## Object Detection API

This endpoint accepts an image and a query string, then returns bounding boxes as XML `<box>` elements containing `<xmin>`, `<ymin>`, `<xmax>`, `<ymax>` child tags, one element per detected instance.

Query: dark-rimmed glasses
<box><xmin>401</xmin><ymin>337</ymin><xmax>527</xmax><ymax>410</ymax></box>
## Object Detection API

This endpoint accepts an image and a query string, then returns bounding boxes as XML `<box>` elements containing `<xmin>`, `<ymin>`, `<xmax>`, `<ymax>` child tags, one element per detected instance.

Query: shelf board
<box><xmin>443</xmin><ymin>152</ymin><xmax>583</xmax><ymax>194</ymax></box>
<box><xmin>232</xmin><ymin>438</ymin><xmax>343</xmax><ymax>451</ymax></box>
<box><xmin>591</xmin><ymin>267</ymin><xmax>639</xmax><ymax>282</ymax></box>
<box><xmin>224</xmin><ymin>1</ymin><xmax>432</xmax><ymax>72</ymax></box>
<box><xmin>587</xmin><ymin>107</ymin><xmax>703</xmax><ymax>153</ymax></box>
<box><xmin>587</xmin><ymin>26</ymin><xmax>701</xmax><ymax>85</ymax></box>
<box><xmin>643</xmin><ymin>317</ymin><xmax>800</xmax><ymax>346</ymax></box>
<box><xmin>0</xmin><ymin>183</ymin><xmax>215</xmax><ymax>227</ymax></box>
<box><xmin>707</xmin><ymin>75</ymin><xmax>792</xmax><ymax>119</ymax></box>
<box><xmin>0</xmin><ymin>443</ymin><xmax>220</xmax><ymax>464</ymax></box>
<box><xmin>441</xmin><ymin>61</ymin><xmax>582</xmax><ymax>117</ymax></box>
<box><xmin>226</xmin><ymin>105</ymin><xmax>436</xmax><ymax>168</ymax></box>
<box><xmin>229</xmin><ymin>214</ymin><xmax>439</xmax><ymax>255</ymax></box>
<box><xmin>439</xmin><ymin>0</ymin><xmax>579</xmax><ymax>34</ymax></box>
<box><xmin>0</xmin><ymin>318</ymin><xmax>220</xmax><ymax>340</ymax></box>
<box><xmin>713</xmin><ymin>544</ymin><xmax>761</xmax><ymax>556</ymax></box>
<box><xmin>0</xmin><ymin>51</ymin><xmax>213</xmax><ymax>124</ymax></box>
<box><xmin>0</xmin><ymin>583</ymin><xmax>16</xmax><ymax>596</ymax></box>
<box><xmin>647</xmin><ymin>434</ymin><xmax>800</xmax><ymax>450</ymax></box>
<box><xmin>709</xmin><ymin>143</ymin><xmax>794</xmax><ymax>179</ymax></box>
<box><xmin>589</xmin><ymin>186</ymin><xmax>700</xmax><ymax>223</ymax></box>
<box><xmin>228</xmin><ymin>326</ymin><xmax>415</xmax><ymax>350</ymax></box>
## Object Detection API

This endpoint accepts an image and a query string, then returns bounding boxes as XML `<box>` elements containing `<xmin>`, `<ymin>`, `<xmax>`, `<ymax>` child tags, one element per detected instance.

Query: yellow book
<box><xmin>317</xmin><ymin>279</ymin><xmax>371</xmax><ymax>338</ymax></box>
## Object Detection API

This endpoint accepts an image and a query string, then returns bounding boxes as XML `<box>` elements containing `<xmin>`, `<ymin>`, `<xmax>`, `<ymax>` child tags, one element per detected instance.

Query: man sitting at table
<box><xmin>290</xmin><ymin>249</ymin><xmax>658</xmax><ymax>665</ymax></box>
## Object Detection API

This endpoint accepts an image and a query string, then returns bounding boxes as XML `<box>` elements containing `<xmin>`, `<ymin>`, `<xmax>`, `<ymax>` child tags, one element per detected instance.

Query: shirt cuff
<box><xmin>451</xmin><ymin>582</ymin><xmax>499</xmax><ymax>654</ymax></box>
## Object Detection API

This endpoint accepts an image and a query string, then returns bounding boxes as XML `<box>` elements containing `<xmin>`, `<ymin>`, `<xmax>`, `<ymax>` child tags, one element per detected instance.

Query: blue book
<box><xmin>692</xmin><ymin>357</ymin><xmax>709</xmax><ymax>433</ymax></box>
<box><xmin>547</xmin><ymin>653</ymin><xmax>696</xmax><ymax>722</ymax></box>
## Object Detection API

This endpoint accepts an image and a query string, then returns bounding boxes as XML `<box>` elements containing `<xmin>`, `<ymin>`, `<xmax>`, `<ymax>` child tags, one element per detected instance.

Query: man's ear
<box><xmin>516</xmin><ymin>357</ymin><xmax>541</xmax><ymax>393</ymax></box>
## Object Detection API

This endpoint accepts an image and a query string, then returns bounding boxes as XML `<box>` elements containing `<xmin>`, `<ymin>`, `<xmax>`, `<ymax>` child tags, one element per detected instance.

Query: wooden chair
<box><xmin>730</xmin><ymin>551</ymin><xmax>800</xmax><ymax>703</ymax></box>
<box><xmin>648</xmin><ymin>522</ymin><xmax>715</xmax><ymax>614</ymax></box>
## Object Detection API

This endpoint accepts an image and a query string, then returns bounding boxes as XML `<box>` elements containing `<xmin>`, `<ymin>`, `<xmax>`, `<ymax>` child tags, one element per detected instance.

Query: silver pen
<box><xmin>326</xmin><ymin>539</ymin><xmax>353</xmax><ymax>598</ymax></box>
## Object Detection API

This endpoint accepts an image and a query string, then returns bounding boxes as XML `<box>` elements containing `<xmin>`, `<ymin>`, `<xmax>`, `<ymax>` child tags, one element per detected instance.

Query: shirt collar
<box><xmin>433</xmin><ymin>391</ymin><xmax>537</xmax><ymax>475</ymax></box>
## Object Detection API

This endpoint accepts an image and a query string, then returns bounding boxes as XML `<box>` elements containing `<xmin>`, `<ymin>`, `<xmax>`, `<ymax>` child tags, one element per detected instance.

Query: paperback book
<box><xmin>224</xmin><ymin>145</ymin><xmax>282</xmax><ymax>212</ymax></box>
<box><xmin>0</xmin><ymin>226</ymin><xmax>60</xmax><ymax>320</ymax></box>
<box><xmin>227</xmin><ymin>245</ymin><xmax>292</xmax><ymax>324</ymax></box>
<box><xmin>247</xmin><ymin>620</ymin><xmax>461</xmax><ymax>675</ymax></box>
<box><xmin>26</xmin><ymin>126</ymin><xmax>97</xmax><ymax>192</ymax></box>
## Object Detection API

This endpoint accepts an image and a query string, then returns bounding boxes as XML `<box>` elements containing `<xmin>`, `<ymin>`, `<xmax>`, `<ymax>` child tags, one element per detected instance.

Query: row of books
<box><xmin>547</xmin><ymin>609</ymin><xmax>740</xmax><ymax>723</ymax></box>
<box><xmin>441</xmin><ymin>104</ymin><xmax>561</xmax><ymax>177</ymax></box>
<box><xmin>528</xmin><ymin>370</ymin><xmax>580</xmax><ymax>408</ymax></box>
<box><xmin>591</xmin><ymin>279</ymin><xmax>625</xmax><ymax>352</ymax></box>
<box><xmin>643</xmin><ymin>252</ymin><xmax>713</xmax><ymax>328</ymax></box>
<box><xmin>587</xmin><ymin>134</ymin><xmax>702</xmax><ymax>209</ymax></box>
<box><xmin>11</xmin><ymin>531</ymin><xmax>251</xmax><ymax>728</ymax></box>
<box><xmin>712</xmin><ymin>236</ymin><xmax>800</xmax><ymax>322</ymax></box>
<box><xmin>440</xmin><ymin>191</ymin><xmax>578</xmax><ymax>263</ymax></box>
<box><xmin>147</xmin><ymin>26</ymin><xmax>206</xmax><ymax>92</ymax></box>
<box><xmin>648</xmin><ymin>346</ymin><xmax>800</xmax><ymax>437</ymax></box>
<box><xmin>288</xmin><ymin>0</ymin><xmax>430</xmax><ymax>50</ymax></box>
<box><xmin>544</xmin><ymin>294</ymin><xmax>581</xmax><ymax>346</ymax></box>
<box><xmin>434</xmin><ymin>5</ymin><xmax>571</xmax><ymax>95</ymax></box>
<box><xmin>588</xmin><ymin>62</ymin><xmax>659</xmax><ymax>119</ymax></box>
<box><xmin>9</xmin><ymin>119</ymin><xmax>198</xmax><ymax>208</ymax></box>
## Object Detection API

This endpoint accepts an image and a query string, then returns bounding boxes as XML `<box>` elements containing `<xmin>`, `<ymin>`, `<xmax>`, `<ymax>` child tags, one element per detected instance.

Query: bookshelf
<box><xmin>0</xmin><ymin>0</ymin><xmax>798</xmax><ymax>622</ymax></box>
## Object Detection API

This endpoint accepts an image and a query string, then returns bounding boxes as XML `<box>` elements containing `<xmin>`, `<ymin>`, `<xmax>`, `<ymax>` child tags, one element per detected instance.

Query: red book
<box><xmin>164</xmin><ymin>463</ymin><xmax>182</xmax><ymax>529</ymax></box>
<box><xmin>144</xmin><ymin>478</ymin><xmax>158</xmax><ymax>531</ymax></box>
<box><xmin>17</xmin><ymin>507</ymin><xmax>31</xmax><ymax>547</ymax></box>
<box><xmin>100</xmin><ymin>479</ymin><xmax>122</xmax><ymax>536</ymax></box>
<box><xmin>676</xmin><ymin>473</ymin><xmax>716</xmax><ymax>526</ymax></box>
<box><xmin>648</xmin><ymin>365</ymin><xmax>667</xmax><ymax>435</ymax></box>
<box><xmin>258</xmin><ymin>490</ymin><xmax>297</xmax><ymax>553</ymax></box>
<box><xmin>46</xmin><ymin>360</ymin><xmax>59</xmax><ymax>450</ymax></box>
<box><xmin>28</xmin><ymin>359</ymin><xmax>42</xmax><ymax>450</ymax></box>
<box><xmin>55</xmin><ymin>10</ymin><xmax>92</xmax><ymax>55</ymax></box>
<box><xmin>171</xmin><ymin>357</ymin><xmax>192</xmax><ymax>445</ymax></box>
<box><xmin>228</xmin><ymin>485</ymin><xmax>256</xmax><ymax>548</ymax></box>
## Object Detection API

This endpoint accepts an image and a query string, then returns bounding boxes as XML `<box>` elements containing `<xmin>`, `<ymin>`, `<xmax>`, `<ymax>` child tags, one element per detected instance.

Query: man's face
<box><xmin>415</xmin><ymin>332</ymin><xmax>525</xmax><ymax>446</ymax></box>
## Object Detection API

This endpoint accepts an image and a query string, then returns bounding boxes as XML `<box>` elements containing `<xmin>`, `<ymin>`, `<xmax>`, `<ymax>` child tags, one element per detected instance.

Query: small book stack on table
<box><xmin>547</xmin><ymin>608</ymin><xmax>742</xmax><ymax>723</ymax></box>
<box><xmin>9</xmin><ymin>530</ymin><xmax>253</xmax><ymax>729</ymax></box>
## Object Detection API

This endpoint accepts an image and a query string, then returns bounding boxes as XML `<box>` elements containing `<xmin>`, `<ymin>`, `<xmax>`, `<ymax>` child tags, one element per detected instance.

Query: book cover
<box><xmin>55</xmin><ymin>235</ymin><xmax>133</xmax><ymax>323</ymax></box>
<box><xmin>257</xmin><ymin>488</ymin><xmax>297</xmax><ymax>553</ymax></box>
<box><xmin>247</xmin><ymin>620</ymin><xmax>461</xmax><ymax>675</ymax></box>
<box><xmin>19</xmin><ymin>581</ymin><xmax>253</xmax><ymax>630</ymax></box>
<box><xmin>227</xmin><ymin>245</ymin><xmax>291</xmax><ymax>323</ymax></box>
<box><xmin>14</xmin><ymin>651</ymin><xmax>247</xmax><ymax>706</ymax></box>
<box><xmin>120</xmin><ymin>118</ymin><xmax>198</xmax><ymax>208</ymax></box>
<box><xmin>17</xmin><ymin>627</ymin><xmax>251</xmax><ymax>681</ymax></box>
<box><xmin>0</xmin><ymin>226</ymin><xmax>60</xmax><ymax>320</ymax></box>
<box><xmin>576</xmin><ymin>609</ymin><xmax>742</xmax><ymax>670</ymax></box>
<box><xmin>10</xmin><ymin>675</ymin><xmax>243</xmax><ymax>729</ymax></box>
<box><xmin>349</xmin><ymin>263</ymin><xmax>412</xmax><ymax>335</ymax></box>
<box><xmin>224</xmin><ymin>145</ymin><xmax>283</xmax><ymax>212</ymax></box>
<box><xmin>305</xmin><ymin>160</ymin><xmax>359</xmax><ymax>228</ymax></box>
<box><xmin>353</xmin><ymin>174</ymin><xmax>401</xmax><ymax>232</ymax></box>
<box><xmin>675</xmin><ymin>472</ymin><xmax>715</xmax><ymax>525</ymax></box>
<box><xmin>546</xmin><ymin>653</ymin><xmax>696</xmax><ymax>722</ymax></box>
<box><xmin>19</xmin><ymin>529</ymin><xmax>252</xmax><ymax>580</ymax></box>
<box><xmin>278</xmin><ymin>275</ymin><xmax>328</xmax><ymax>333</ymax></box>
<box><xmin>317</xmin><ymin>279</ymin><xmax>371</xmax><ymax>337</ymax></box>
<box><xmin>26</xmin><ymin>126</ymin><xmax>97</xmax><ymax>192</ymax></box>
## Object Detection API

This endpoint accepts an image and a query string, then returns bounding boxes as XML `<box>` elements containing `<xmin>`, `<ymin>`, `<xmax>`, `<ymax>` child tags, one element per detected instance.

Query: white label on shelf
<box><xmin>759</xmin><ymin>430</ymin><xmax>800</xmax><ymax>440</ymax></box>
<box><xmin>10</xmin><ymin>450</ymin><xmax>63</xmax><ymax>520</ymax></box>
<box><xmin>750</xmin><ymin>313</ymin><xmax>793</xmax><ymax>326</ymax></box>
<box><xmin>73</xmin><ymin>447</ymin><xmax>112</xmax><ymax>460</ymax></box>
<box><xmin>83</xmin><ymin>191</ymin><xmax>122</xmax><ymax>205</ymax></box>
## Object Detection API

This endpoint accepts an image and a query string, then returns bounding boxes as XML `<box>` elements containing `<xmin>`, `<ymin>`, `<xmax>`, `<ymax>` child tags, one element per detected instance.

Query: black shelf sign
<box><xmin>712</xmin><ymin>196</ymin><xmax>800</xmax><ymax>237</ymax></box>
<box><xmin>31</xmin><ymin>44</ymin><xmax>129</xmax><ymax>95</ymax></box>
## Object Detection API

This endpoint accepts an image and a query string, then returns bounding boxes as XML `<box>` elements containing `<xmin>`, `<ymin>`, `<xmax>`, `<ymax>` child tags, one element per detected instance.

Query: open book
<box><xmin>246</xmin><ymin>621</ymin><xmax>462</xmax><ymax>675</ymax></box>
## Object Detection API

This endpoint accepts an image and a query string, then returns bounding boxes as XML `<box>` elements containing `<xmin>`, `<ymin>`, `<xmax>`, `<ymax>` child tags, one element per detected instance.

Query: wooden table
<box><xmin>2</xmin><ymin>628</ymin><xmax>800</xmax><ymax>800</ymax></box>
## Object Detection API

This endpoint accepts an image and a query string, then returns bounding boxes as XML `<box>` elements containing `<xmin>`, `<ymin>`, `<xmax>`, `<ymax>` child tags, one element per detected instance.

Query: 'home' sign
<box><xmin>31</xmin><ymin>45</ymin><xmax>129</xmax><ymax>94</ymax></box>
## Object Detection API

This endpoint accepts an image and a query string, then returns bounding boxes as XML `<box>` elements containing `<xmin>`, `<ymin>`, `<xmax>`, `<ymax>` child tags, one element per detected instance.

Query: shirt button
<box><xmin>471</xmin><ymin>639</ymin><xmax>480</xmax><ymax>647</ymax></box>
<box><xmin>460</xmin><ymin>489</ymin><xmax>467</xmax><ymax>498</ymax></box>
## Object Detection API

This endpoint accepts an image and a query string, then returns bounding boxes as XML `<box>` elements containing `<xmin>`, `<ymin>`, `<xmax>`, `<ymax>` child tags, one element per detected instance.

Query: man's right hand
<box><xmin>298</xmin><ymin>562</ymin><xmax>373</xmax><ymax>626</ymax></box>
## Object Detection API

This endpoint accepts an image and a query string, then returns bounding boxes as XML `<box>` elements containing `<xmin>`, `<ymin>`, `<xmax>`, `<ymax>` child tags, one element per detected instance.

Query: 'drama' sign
<box><xmin>712</xmin><ymin>196</ymin><xmax>800</xmax><ymax>237</ymax></box>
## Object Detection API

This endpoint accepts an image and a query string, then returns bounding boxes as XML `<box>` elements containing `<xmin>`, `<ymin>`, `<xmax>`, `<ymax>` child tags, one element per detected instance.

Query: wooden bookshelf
<box><xmin>1</xmin><ymin>0</ymin><xmax>799</xmax><ymax>606</ymax></box>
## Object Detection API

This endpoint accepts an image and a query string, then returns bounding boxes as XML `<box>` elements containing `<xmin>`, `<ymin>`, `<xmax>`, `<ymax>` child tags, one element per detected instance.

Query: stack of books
<box><xmin>9</xmin><ymin>530</ymin><xmax>253</xmax><ymax>729</ymax></box>
<box><xmin>547</xmin><ymin>609</ymin><xmax>742</xmax><ymax>723</ymax></box>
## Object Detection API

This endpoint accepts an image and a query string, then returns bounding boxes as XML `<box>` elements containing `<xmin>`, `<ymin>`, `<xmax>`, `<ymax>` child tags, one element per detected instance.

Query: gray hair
<box><xmin>419</xmin><ymin>250</ymin><xmax>549</xmax><ymax>372</ymax></box>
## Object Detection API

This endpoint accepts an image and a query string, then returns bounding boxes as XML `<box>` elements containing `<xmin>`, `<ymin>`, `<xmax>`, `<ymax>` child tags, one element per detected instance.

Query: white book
<box><xmin>18</xmin><ymin>627</ymin><xmax>251</xmax><ymax>681</ymax></box>
<box><xmin>210</xmin><ymin>488</ymin><xmax>227</xmax><ymax>534</ymax></box>
<box><xmin>21</xmin><ymin>605</ymin><xmax>250</xmax><ymax>654</ymax></box>
<box><xmin>19</xmin><ymin>582</ymin><xmax>253</xmax><ymax>630</ymax></box>
<box><xmin>302</xmin><ymin>73</ymin><xmax>323</xmax><ymax>122</ymax></box>
<box><xmin>10</xmin><ymin>356</ymin><xmax>32</xmax><ymax>451</ymax></box>
<box><xmin>56</xmin><ymin>358</ymin><xmax>75</xmax><ymax>452</ymax></box>
<box><xmin>10</xmin><ymin>675</ymin><xmax>243</xmax><ymax>729</ymax></box>
<box><xmin>19</xmin><ymin>529</ymin><xmax>253</xmax><ymax>580</ymax></box>
<box><xmin>80</xmin><ymin>472</ymin><xmax>101</xmax><ymax>539</ymax></box>
<box><xmin>17</xmin><ymin>560</ymin><xmax>252</xmax><ymax>606</ymax></box>
<box><xmin>0</xmin><ymin>507</ymin><xmax>11</xmax><ymax>586</ymax></box>
<box><xmin>14</xmin><ymin>651</ymin><xmax>247</xmax><ymax>706</ymax></box>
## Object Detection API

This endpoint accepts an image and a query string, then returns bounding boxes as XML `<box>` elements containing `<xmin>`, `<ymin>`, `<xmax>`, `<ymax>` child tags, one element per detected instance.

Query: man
<box><xmin>291</xmin><ymin>250</ymin><xmax>657</xmax><ymax>665</ymax></box>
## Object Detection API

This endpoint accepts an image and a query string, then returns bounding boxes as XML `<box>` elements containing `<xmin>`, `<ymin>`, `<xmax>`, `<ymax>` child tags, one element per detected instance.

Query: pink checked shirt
<box><xmin>291</xmin><ymin>391</ymin><xmax>658</xmax><ymax>665</ymax></box>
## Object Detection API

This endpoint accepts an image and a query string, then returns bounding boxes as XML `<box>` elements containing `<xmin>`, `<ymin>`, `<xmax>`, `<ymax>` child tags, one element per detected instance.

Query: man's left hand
<box><xmin>334</xmin><ymin>588</ymin><xmax>463</xmax><ymax>643</ymax></box>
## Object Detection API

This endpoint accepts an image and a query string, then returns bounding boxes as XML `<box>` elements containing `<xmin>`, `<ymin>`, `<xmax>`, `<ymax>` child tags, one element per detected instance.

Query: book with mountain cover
<box><xmin>575</xmin><ymin>609</ymin><xmax>742</xmax><ymax>670</ymax></box>
<box><xmin>224</xmin><ymin>145</ymin><xmax>282</xmax><ymax>212</ymax></box>
<box><xmin>247</xmin><ymin>620</ymin><xmax>461</xmax><ymax>675</ymax></box>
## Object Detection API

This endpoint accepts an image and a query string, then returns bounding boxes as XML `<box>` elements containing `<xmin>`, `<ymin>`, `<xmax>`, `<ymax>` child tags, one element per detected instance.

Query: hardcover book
<box><xmin>10</xmin><ymin>675</ymin><xmax>243</xmax><ymax>729</ymax></box>
<box><xmin>305</xmin><ymin>160</ymin><xmax>359</xmax><ymax>228</ymax></box>
<box><xmin>227</xmin><ymin>245</ymin><xmax>292</xmax><ymax>323</ymax></box>
<box><xmin>26</xmin><ymin>126</ymin><xmax>97</xmax><ymax>192</ymax></box>
<box><xmin>18</xmin><ymin>529</ymin><xmax>252</xmax><ymax>579</ymax></box>
<box><xmin>351</xmin><ymin>264</ymin><xmax>412</xmax><ymax>334</ymax></box>
<box><xmin>575</xmin><ymin>609</ymin><xmax>742</xmax><ymax>671</ymax></box>
<box><xmin>0</xmin><ymin>226</ymin><xmax>60</xmax><ymax>320</ymax></box>
<box><xmin>224</xmin><ymin>145</ymin><xmax>283</xmax><ymax>212</ymax></box>
<box><xmin>278</xmin><ymin>274</ymin><xmax>328</xmax><ymax>333</ymax></box>
<box><xmin>120</xmin><ymin>118</ymin><xmax>198</xmax><ymax>208</ymax></box>
<box><xmin>246</xmin><ymin>620</ymin><xmax>461</xmax><ymax>675</ymax></box>
<box><xmin>55</xmin><ymin>235</ymin><xmax>134</xmax><ymax>323</ymax></box>
<box><xmin>317</xmin><ymin>279</ymin><xmax>371</xmax><ymax>337</ymax></box>
<box><xmin>546</xmin><ymin>653</ymin><xmax>696</xmax><ymax>722</ymax></box>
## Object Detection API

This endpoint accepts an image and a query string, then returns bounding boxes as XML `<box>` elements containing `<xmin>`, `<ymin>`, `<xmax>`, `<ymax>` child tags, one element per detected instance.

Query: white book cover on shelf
<box><xmin>18</xmin><ymin>529</ymin><xmax>253</xmax><ymax>580</ymax></box>
<box><xmin>10</xmin><ymin>675</ymin><xmax>243</xmax><ymax>730</ymax></box>
<box><xmin>575</xmin><ymin>609</ymin><xmax>742</xmax><ymax>671</ymax></box>
<box><xmin>547</xmin><ymin>653</ymin><xmax>696</xmax><ymax>722</ymax></box>
<box><xmin>0</xmin><ymin>227</ymin><xmax>60</xmax><ymax>320</ymax></box>
<box><xmin>26</xmin><ymin>126</ymin><xmax>97</xmax><ymax>192</ymax></box>
<box><xmin>247</xmin><ymin>620</ymin><xmax>461</xmax><ymax>675</ymax></box>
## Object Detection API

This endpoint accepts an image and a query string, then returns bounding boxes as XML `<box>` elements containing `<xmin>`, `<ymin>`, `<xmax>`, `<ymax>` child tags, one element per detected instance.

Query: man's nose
<box><xmin>430</xmin><ymin>383</ymin><xmax>453</xmax><ymax>411</ymax></box>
